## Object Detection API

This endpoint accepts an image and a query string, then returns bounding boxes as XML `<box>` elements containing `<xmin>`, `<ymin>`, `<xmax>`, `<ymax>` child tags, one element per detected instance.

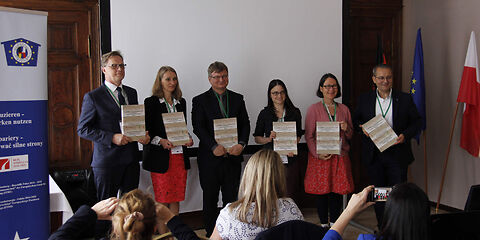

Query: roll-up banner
<box><xmin>0</xmin><ymin>7</ymin><xmax>49</xmax><ymax>239</ymax></box>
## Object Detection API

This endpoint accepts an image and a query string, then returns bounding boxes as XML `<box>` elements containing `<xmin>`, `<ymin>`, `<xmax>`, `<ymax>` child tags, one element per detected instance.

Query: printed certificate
<box><xmin>162</xmin><ymin>112</ymin><xmax>190</xmax><ymax>146</ymax></box>
<box><xmin>214</xmin><ymin>117</ymin><xmax>238</xmax><ymax>150</ymax></box>
<box><xmin>362</xmin><ymin>115</ymin><xmax>398</xmax><ymax>152</ymax></box>
<box><xmin>273</xmin><ymin>121</ymin><xmax>297</xmax><ymax>156</ymax></box>
<box><xmin>316</xmin><ymin>122</ymin><xmax>341</xmax><ymax>155</ymax></box>
<box><xmin>121</xmin><ymin>105</ymin><xmax>145</xmax><ymax>141</ymax></box>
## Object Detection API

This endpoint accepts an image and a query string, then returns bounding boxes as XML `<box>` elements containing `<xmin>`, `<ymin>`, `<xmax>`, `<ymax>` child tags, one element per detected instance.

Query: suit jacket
<box><xmin>48</xmin><ymin>205</ymin><xmax>98</xmax><ymax>240</ymax></box>
<box><xmin>77</xmin><ymin>84</ymin><xmax>140</xmax><ymax>167</ymax></box>
<box><xmin>191</xmin><ymin>88</ymin><xmax>250</xmax><ymax>167</ymax></box>
<box><xmin>352</xmin><ymin>90</ymin><xmax>422</xmax><ymax>166</ymax></box>
<box><xmin>142</xmin><ymin>96</ymin><xmax>191</xmax><ymax>173</ymax></box>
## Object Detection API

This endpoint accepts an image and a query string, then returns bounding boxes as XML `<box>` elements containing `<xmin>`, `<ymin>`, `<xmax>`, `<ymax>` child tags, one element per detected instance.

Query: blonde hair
<box><xmin>229</xmin><ymin>148</ymin><xmax>287</xmax><ymax>228</ymax></box>
<box><xmin>151</xmin><ymin>66</ymin><xmax>182</xmax><ymax>100</ymax></box>
<box><xmin>111</xmin><ymin>189</ymin><xmax>156</xmax><ymax>240</ymax></box>
<box><xmin>102</xmin><ymin>51</ymin><xmax>123</xmax><ymax>67</ymax></box>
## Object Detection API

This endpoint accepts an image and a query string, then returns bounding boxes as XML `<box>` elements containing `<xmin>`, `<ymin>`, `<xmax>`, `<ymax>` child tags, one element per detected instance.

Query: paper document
<box><xmin>162</xmin><ymin>112</ymin><xmax>190</xmax><ymax>146</ymax></box>
<box><xmin>214</xmin><ymin>118</ymin><xmax>238</xmax><ymax>150</ymax></box>
<box><xmin>121</xmin><ymin>105</ymin><xmax>145</xmax><ymax>141</ymax></box>
<box><xmin>362</xmin><ymin>115</ymin><xmax>398</xmax><ymax>152</ymax></box>
<box><xmin>273</xmin><ymin>121</ymin><xmax>297</xmax><ymax>156</ymax></box>
<box><xmin>316</xmin><ymin>122</ymin><xmax>341</xmax><ymax>155</ymax></box>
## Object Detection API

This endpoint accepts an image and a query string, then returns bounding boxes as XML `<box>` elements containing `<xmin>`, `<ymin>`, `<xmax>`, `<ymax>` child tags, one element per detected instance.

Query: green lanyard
<box><xmin>106</xmin><ymin>87</ymin><xmax>121</xmax><ymax>107</ymax></box>
<box><xmin>323</xmin><ymin>101</ymin><xmax>336</xmax><ymax>122</ymax></box>
<box><xmin>214</xmin><ymin>91</ymin><xmax>229</xmax><ymax>118</ymax></box>
<box><xmin>376</xmin><ymin>94</ymin><xmax>392</xmax><ymax>118</ymax></box>
<box><xmin>164</xmin><ymin>98</ymin><xmax>176</xmax><ymax>113</ymax></box>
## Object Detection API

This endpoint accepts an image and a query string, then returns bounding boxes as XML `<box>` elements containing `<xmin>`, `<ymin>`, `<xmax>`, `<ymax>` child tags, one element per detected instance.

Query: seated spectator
<box><xmin>210</xmin><ymin>149</ymin><xmax>304</xmax><ymax>240</ymax></box>
<box><xmin>324</xmin><ymin>182</ymin><xmax>431</xmax><ymax>240</ymax></box>
<box><xmin>49</xmin><ymin>189</ymin><xmax>200</xmax><ymax>240</ymax></box>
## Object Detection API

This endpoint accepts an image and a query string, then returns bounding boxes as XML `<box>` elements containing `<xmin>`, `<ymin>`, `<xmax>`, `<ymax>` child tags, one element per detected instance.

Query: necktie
<box><xmin>116</xmin><ymin>87</ymin><xmax>126</xmax><ymax>105</ymax></box>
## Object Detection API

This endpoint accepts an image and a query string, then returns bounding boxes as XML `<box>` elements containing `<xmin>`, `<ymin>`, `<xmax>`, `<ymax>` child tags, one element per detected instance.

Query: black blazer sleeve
<box><xmin>48</xmin><ymin>205</ymin><xmax>97</xmax><ymax>240</ymax></box>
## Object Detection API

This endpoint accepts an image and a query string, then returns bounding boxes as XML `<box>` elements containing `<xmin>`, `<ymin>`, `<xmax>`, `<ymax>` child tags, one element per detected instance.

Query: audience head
<box><xmin>152</xmin><ymin>66</ymin><xmax>182</xmax><ymax>100</ymax></box>
<box><xmin>111</xmin><ymin>189</ymin><xmax>157</xmax><ymax>240</ymax></box>
<box><xmin>231</xmin><ymin>148</ymin><xmax>287</xmax><ymax>228</ymax></box>
<box><xmin>267</xmin><ymin>79</ymin><xmax>295</xmax><ymax>112</ymax></box>
<box><xmin>380</xmin><ymin>182</ymin><xmax>431</xmax><ymax>240</ymax></box>
<box><xmin>316</xmin><ymin>73</ymin><xmax>341</xmax><ymax>98</ymax></box>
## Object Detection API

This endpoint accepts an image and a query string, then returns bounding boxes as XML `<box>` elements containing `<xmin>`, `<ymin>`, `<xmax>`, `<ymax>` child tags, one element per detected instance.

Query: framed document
<box><xmin>273</xmin><ymin>121</ymin><xmax>297</xmax><ymax>156</ymax></box>
<box><xmin>316</xmin><ymin>121</ymin><xmax>341</xmax><ymax>155</ymax></box>
<box><xmin>162</xmin><ymin>112</ymin><xmax>190</xmax><ymax>146</ymax></box>
<box><xmin>362</xmin><ymin>115</ymin><xmax>398</xmax><ymax>152</ymax></box>
<box><xmin>214</xmin><ymin>117</ymin><xmax>238</xmax><ymax>150</ymax></box>
<box><xmin>121</xmin><ymin>105</ymin><xmax>145</xmax><ymax>141</ymax></box>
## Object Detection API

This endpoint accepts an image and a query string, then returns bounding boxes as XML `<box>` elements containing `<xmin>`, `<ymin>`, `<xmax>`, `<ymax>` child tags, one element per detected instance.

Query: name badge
<box><xmin>280</xmin><ymin>155</ymin><xmax>288</xmax><ymax>164</ymax></box>
<box><xmin>171</xmin><ymin>145</ymin><xmax>183</xmax><ymax>154</ymax></box>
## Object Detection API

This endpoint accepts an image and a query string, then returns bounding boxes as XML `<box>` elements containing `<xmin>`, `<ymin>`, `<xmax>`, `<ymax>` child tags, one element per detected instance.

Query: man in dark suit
<box><xmin>353</xmin><ymin>64</ymin><xmax>422</xmax><ymax>226</ymax></box>
<box><xmin>191</xmin><ymin>61</ymin><xmax>250</xmax><ymax>237</ymax></box>
<box><xmin>77</xmin><ymin>51</ymin><xmax>149</xmax><ymax>201</ymax></box>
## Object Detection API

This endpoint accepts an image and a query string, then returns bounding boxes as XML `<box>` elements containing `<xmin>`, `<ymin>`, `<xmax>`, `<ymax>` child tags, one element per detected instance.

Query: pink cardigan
<box><xmin>305</xmin><ymin>101</ymin><xmax>353</xmax><ymax>157</ymax></box>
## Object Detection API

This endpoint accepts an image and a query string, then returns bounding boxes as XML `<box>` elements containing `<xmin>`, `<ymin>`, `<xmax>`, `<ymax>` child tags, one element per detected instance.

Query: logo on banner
<box><xmin>1</xmin><ymin>38</ymin><xmax>41</xmax><ymax>67</ymax></box>
<box><xmin>0</xmin><ymin>155</ymin><xmax>28</xmax><ymax>173</ymax></box>
<box><xmin>0</xmin><ymin>158</ymin><xmax>10</xmax><ymax>170</ymax></box>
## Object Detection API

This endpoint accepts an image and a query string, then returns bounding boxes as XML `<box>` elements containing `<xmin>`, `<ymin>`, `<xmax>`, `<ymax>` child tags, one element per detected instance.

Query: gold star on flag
<box><xmin>412</xmin><ymin>78</ymin><xmax>417</xmax><ymax>84</ymax></box>
<box><xmin>411</xmin><ymin>88</ymin><xmax>416</xmax><ymax>94</ymax></box>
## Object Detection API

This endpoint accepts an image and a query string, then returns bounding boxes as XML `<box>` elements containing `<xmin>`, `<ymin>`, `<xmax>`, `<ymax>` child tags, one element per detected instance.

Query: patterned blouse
<box><xmin>215</xmin><ymin>198</ymin><xmax>304</xmax><ymax>240</ymax></box>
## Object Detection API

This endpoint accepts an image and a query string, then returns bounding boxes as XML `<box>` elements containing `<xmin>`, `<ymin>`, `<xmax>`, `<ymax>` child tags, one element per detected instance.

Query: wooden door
<box><xmin>345</xmin><ymin>0</ymin><xmax>403</xmax><ymax>191</ymax></box>
<box><xmin>0</xmin><ymin>0</ymin><xmax>100</xmax><ymax>170</ymax></box>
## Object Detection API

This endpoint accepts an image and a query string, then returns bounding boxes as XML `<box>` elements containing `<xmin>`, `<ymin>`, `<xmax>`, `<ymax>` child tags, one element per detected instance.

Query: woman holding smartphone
<box><xmin>143</xmin><ymin>66</ymin><xmax>193</xmax><ymax>237</ymax></box>
<box><xmin>304</xmin><ymin>73</ymin><xmax>354</xmax><ymax>227</ymax></box>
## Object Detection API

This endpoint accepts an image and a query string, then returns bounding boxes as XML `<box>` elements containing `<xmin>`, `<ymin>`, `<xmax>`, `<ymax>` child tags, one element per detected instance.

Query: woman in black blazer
<box><xmin>143</xmin><ymin>66</ymin><xmax>193</xmax><ymax>237</ymax></box>
<box><xmin>253</xmin><ymin>79</ymin><xmax>303</xmax><ymax>199</ymax></box>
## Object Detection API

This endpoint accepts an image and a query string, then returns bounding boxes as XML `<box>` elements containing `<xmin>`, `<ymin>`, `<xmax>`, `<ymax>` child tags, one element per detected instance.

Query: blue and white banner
<box><xmin>0</xmin><ymin>7</ymin><xmax>49</xmax><ymax>240</ymax></box>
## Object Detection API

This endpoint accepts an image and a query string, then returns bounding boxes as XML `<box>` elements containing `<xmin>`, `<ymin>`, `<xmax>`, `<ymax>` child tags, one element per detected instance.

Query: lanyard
<box><xmin>376</xmin><ymin>94</ymin><xmax>392</xmax><ymax>118</ymax></box>
<box><xmin>323</xmin><ymin>101</ymin><xmax>336</xmax><ymax>122</ymax></box>
<box><xmin>164</xmin><ymin>98</ymin><xmax>177</xmax><ymax>113</ymax></box>
<box><xmin>278</xmin><ymin>109</ymin><xmax>286</xmax><ymax>122</ymax></box>
<box><xmin>214</xmin><ymin>91</ymin><xmax>229</xmax><ymax>118</ymax></box>
<box><xmin>106</xmin><ymin>87</ymin><xmax>121</xmax><ymax>108</ymax></box>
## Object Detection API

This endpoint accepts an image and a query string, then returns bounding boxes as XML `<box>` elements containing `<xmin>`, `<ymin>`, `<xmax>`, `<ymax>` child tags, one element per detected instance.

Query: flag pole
<box><xmin>436</xmin><ymin>102</ymin><xmax>460</xmax><ymax>212</ymax></box>
<box><xmin>423</xmin><ymin>130</ymin><xmax>428</xmax><ymax>194</ymax></box>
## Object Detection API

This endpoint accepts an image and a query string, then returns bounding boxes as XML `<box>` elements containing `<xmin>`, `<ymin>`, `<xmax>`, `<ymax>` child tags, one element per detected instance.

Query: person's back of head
<box><xmin>111</xmin><ymin>189</ymin><xmax>156</xmax><ymax>240</ymax></box>
<box><xmin>380</xmin><ymin>182</ymin><xmax>431</xmax><ymax>240</ymax></box>
<box><xmin>231</xmin><ymin>148</ymin><xmax>287</xmax><ymax>228</ymax></box>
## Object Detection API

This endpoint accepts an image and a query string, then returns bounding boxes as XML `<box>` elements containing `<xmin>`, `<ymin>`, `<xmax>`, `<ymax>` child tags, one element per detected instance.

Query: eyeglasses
<box><xmin>210</xmin><ymin>74</ymin><xmax>228</xmax><ymax>80</ymax></box>
<box><xmin>322</xmin><ymin>84</ymin><xmax>338</xmax><ymax>89</ymax></box>
<box><xmin>375</xmin><ymin>75</ymin><xmax>393</xmax><ymax>81</ymax></box>
<box><xmin>271</xmin><ymin>91</ymin><xmax>286</xmax><ymax>96</ymax></box>
<box><xmin>107</xmin><ymin>64</ymin><xmax>127</xmax><ymax>69</ymax></box>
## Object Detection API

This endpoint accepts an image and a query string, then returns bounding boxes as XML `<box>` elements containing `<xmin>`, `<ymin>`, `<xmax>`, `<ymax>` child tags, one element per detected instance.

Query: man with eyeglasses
<box><xmin>78</xmin><ymin>50</ymin><xmax>150</xmax><ymax>203</ymax></box>
<box><xmin>192</xmin><ymin>61</ymin><xmax>250</xmax><ymax>237</ymax></box>
<box><xmin>353</xmin><ymin>64</ymin><xmax>422</xmax><ymax>228</ymax></box>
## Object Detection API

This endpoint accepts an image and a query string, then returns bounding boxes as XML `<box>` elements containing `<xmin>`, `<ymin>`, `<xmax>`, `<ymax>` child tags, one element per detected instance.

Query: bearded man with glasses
<box><xmin>353</xmin><ymin>64</ymin><xmax>422</xmax><ymax>229</ymax></box>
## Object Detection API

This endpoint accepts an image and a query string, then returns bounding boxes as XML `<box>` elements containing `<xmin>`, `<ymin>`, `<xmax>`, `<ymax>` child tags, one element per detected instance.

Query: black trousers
<box><xmin>92</xmin><ymin>160</ymin><xmax>140</xmax><ymax>201</ymax></box>
<box><xmin>367</xmin><ymin>151</ymin><xmax>407</xmax><ymax>228</ymax></box>
<box><xmin>316</xmin><ymin>192</ymin><xmax>343</xmax><ymax>224</ymax></box>
<box><xmin>198</xmin><ymin>157</ymin><xmax>241</xmax><ymax>237</ymax></box>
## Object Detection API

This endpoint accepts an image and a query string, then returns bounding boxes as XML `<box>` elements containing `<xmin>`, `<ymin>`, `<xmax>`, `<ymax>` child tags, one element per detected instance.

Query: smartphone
<box><xmin>367</xmin><ymin>187</ymin><xmax>392</xmax><ymax>202</ymax></box>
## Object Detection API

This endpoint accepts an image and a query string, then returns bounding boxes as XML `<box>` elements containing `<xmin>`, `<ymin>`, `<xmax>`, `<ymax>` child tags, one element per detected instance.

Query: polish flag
<box><xmin>457</xmin><ymin>31</ymin><xmax>480</xmax><ymax>156</ymax></box>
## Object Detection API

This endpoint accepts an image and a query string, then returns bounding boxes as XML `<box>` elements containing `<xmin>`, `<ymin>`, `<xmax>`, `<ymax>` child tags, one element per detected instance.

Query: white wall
<box><xmin>110</xmin><ymin>0</ymin><xmax>342</xmax><ymax>146</ymax></box>
<box><xmin>403</xmin><ymin>0</ymin><xmax>480</xmax><ymax>209</ymax></box>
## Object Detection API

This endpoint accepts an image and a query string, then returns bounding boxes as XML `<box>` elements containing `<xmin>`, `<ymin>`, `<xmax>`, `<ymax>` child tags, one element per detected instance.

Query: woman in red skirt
<box><xmin>304</xmin><ymin>73</ymin><xmax>354</xmax><ymax>228</ymax></box>
<box><xmin>143</xmin><ymin>66</ymin><xmax>193</xmax><ymax>237</ymax></box>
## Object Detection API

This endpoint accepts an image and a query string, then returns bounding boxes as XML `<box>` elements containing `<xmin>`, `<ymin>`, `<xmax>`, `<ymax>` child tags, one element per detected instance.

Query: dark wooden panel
<box><xmin>48</xmin><ymin>23</ymin><xmax>75</xmax><ymax>52</ymax></box>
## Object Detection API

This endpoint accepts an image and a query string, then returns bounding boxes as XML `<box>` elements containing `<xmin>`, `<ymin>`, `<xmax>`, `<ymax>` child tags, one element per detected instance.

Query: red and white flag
<box><xmin>457</xmin><ymin>31</ymin><xmax>480</xmax><ymax>156</ymax></box>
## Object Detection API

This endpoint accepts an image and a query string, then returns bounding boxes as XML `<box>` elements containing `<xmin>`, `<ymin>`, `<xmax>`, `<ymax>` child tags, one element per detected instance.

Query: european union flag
<box><xmin>1</xmin><ymin>38</ymin><xmax>41</xmax><ymax>67</ymax></box>
<box><xmin>410</xmin><ymin>28</ymin><xmax>426</xmax><ymax>143</ymax></box>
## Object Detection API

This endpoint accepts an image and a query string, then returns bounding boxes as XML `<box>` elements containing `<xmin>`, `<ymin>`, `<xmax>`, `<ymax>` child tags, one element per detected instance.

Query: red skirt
<box><xmin>304</xmin><ymin>153</ymin><xmax>354</xmax><ymax>195</ymax></box>
<box><xmin>151</xmin><ymin>152</ymin><xmax>187</xmax><ymax>203</ymax></box>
